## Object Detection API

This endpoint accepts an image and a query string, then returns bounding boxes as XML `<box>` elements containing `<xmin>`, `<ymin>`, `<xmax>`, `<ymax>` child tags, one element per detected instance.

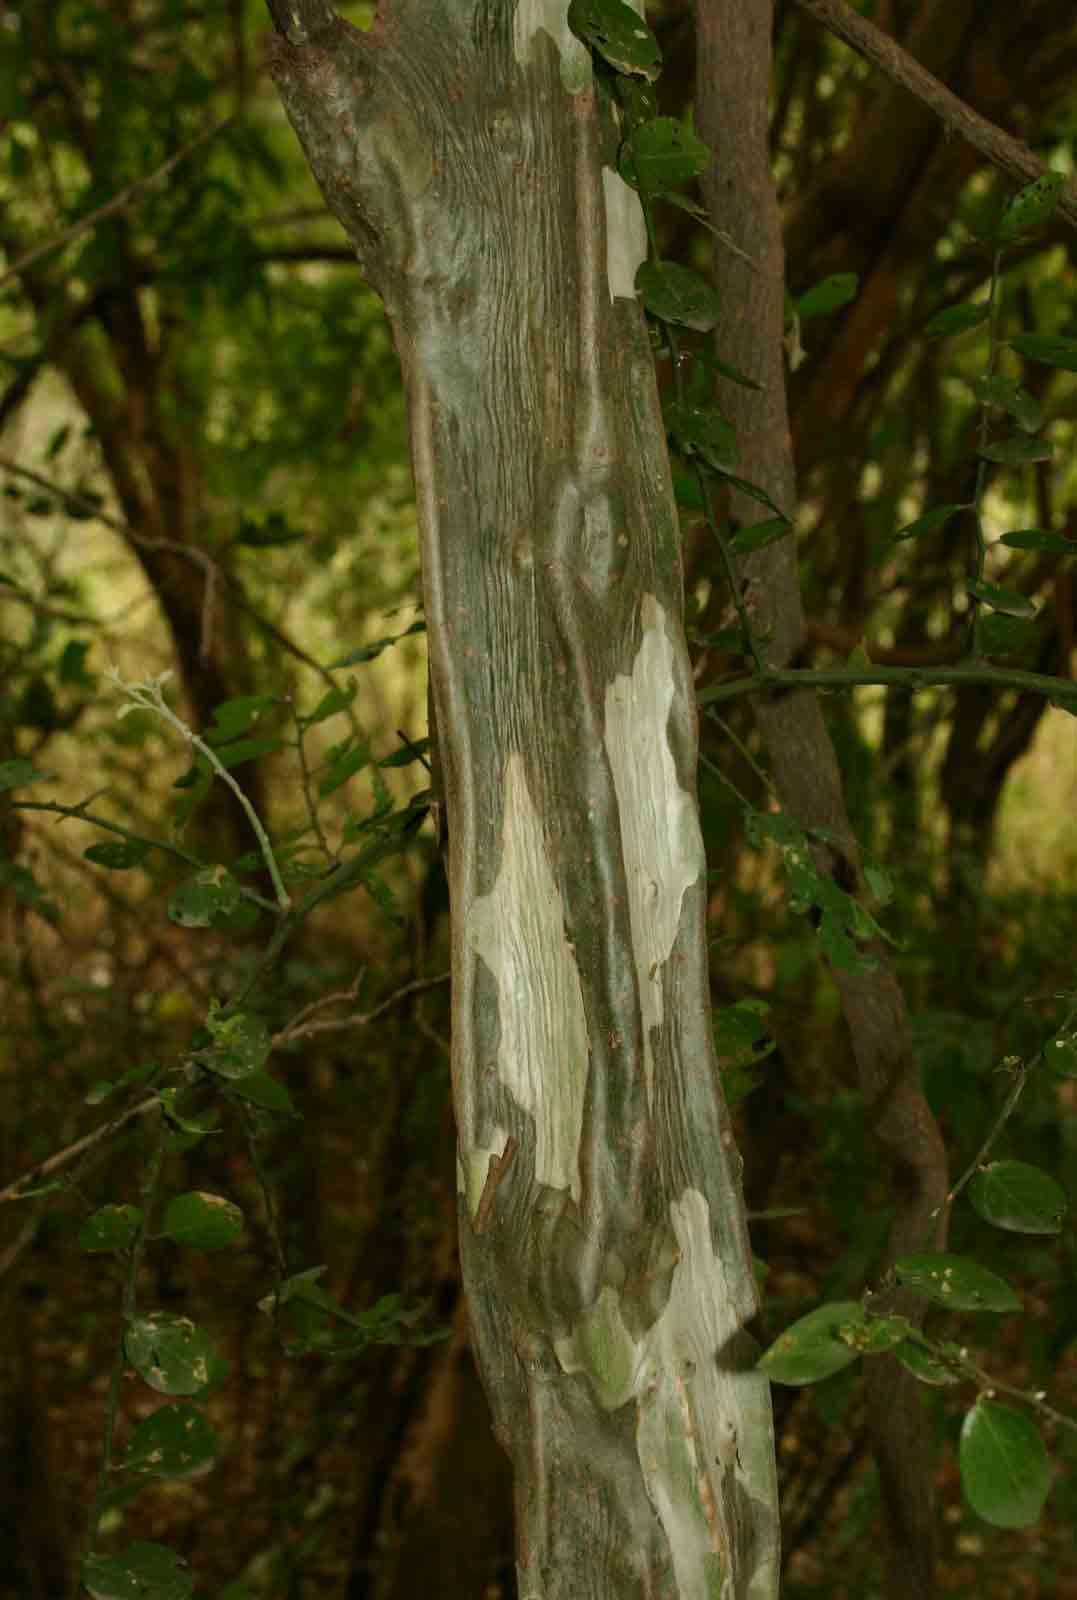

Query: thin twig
<box><xmin>791</xmin><ymin>0</ymin><xmax>1077</xmax><ymax>231</ymax></box>
<box><xmin>0</xmin><ymin>1096</ymin><xmax>160</xmax><ymax>1205</ymax></box>
<box><xmin>0</xmin><ymin>121</ymin><xmax>231</xmax><ymax>289</ymax></box>
<box><xmin>272</xmin><ymin>972</ymin><xmax>450</xmax><ymax>1047</ymax></box>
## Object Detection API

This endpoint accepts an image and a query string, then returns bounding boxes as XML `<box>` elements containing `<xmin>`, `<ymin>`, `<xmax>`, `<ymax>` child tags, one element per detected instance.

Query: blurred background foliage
<box><xmin>0</xmin><ymin>1</ymin><xmax>1075</xmax><ymax>1596</ymax></box>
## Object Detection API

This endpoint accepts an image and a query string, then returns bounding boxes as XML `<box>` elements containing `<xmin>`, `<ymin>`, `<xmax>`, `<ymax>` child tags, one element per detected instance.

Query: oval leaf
<box><xmin>168</xmin><ymin>868</ymin><xmax>242</xmax><ymax>929</ymax></box>
<box><xmin>636</xmin><ymin>260</ymin><xmax>721</xmax><ymax>332</ymax></box>
<box><xmin>895</xmin><ymin>1339</ymin><xmax>961</xmax><ymax>1386</ymax></box>
<box><xmin>895</xmin><ymin>504</ymin><xmax>964</xmax><ymax>542</ymax></box>
<box><xmin>979</xmin><ymin>435</ymin><xmax>1053</xmax><ymax>466</ymax></box>
<box><xmin>996</xmin><ymin>172</ymin><xmax>1065</xmax><ymax>240</ymax></box>
<box><xmin>567</xmin><ymin>0</ymin><xmax>661</xmax><ymax>79</ymax></box>
<box><xmin>79</xmin><ymin>1204</ymin><xmax>143</xmax><ymax>1254</ymax></box>
<box><xmin>161</xmin><ymin>1191</ymin><xmax>244</xmax><ymax>1252</ymax></box>
<box><xmin>796</xmin><ymin>272</ymin><xmax>858</xmax><ymax>322</ymax></box>
<box><xmin>969</xmin><ymin>1160</ymin><xmax>1067</xmax><ymax>1234</ymax></box>
<box><xmin>1010</xmin><ymin>332</ymin><xmax>1077</xmax><ymax>373</ymax></box>
<box><xmin>622</xmin><ymin>116</ymin><xmax>710</xmax><ymax>194</ymax></box>
<box><xmin>893</xmin><ymin>1253</ymin><xmax>1021</xmax><ymax>1312</ymax></box>
<box><xmin>966</xmin><ymin>580</ymin><xmax>1037</xmax><ymax>619</ymax></box>
<box><xmin>728</xmin><ymin>518</ymin><xmax>792</xmax><ymax>556</ymax></box>
<box><xmin>85</xmin><ymin>839</ymin><xmax>150</xmax><ymax>871</ymax></box>
<box><xmin>757</xmin><ymin>1301</ymin><xmax>866</xmax><ymax>1386</ymax></box>
<box><xmin>971</xmin><ymin>375</ymin><xmax>1042</xmax><ymax>434</ymax></box>
<box><xmin>123</xmin><ymin>1403</ymin><xmax>219</xmax><ymax>1480</ymax></box>
<box><xmin>999</xmin><ymin>529</ymin><xmax>1075</xmax><ymax>555</ymax></box>
<box><xmin>0</xmin><ymin>758</ymin><xmax>49</xmax><ymax>793</ymax></box>
<box><xmin>197</xmin><ymin>1010</ymin><xmax>271</xmax><ymax>1080</ymax></box>
<box><xmin>83</xmin><ymin>1542</ymin><xmax>193</xmax><ymax>1600</ymax></box>
<box><xmin>959</xmin><ymin>1400</ymin><xmax>1050</xmax><ymax>1527</ymax></box>
<box><xmin>980</xmin><ymin>612</ymin><xmax>1035</xmax><ymax>657</ymax></box>
<box><xmin>227</xmin><ymin>1070</ymin><xmax>296</xmax><ymax>1113</ymax></box>
<box><xmin>925</xmin><ymin>302</ymin><xmax>988</xmax><ymax>339</ymax></box>
<box><xmin>665</xmin><ymin>400</ymin><xmax>738</xmax><ymax>471</ymax></box>
<box><xmin>125</xmin><ymin>1313</ymin><xmax>223</xmax><ymax>1397</ymax></box>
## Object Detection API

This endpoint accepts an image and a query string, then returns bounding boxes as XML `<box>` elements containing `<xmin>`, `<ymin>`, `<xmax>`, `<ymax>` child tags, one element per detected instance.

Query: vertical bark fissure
<box><xmin>267</xmin><ymin>4</ymin><xmax>780</xmax><ymax>1595</ymax></box>
<box><xmin>695</xmin><ymin>4</ymin><xmax>948</xmax><ymax>1597</ymax></box>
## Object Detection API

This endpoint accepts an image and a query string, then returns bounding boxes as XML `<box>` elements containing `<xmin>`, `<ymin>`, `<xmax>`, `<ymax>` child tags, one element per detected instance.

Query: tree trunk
<box><xmin>266</xmin><ymin>3</ymin><xmax>780</xmax><ymax>1596</ymax></box>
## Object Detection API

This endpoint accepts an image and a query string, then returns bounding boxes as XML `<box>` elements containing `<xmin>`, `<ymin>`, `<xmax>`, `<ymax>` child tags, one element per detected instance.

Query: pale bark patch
<box><xmin>602</xmin><ymin>167</ymin><xmax>647</xmax><ymax>301</ymax></box>
<box><xmin>603</xmin><ymin>596</ymin><xmax>705</xmax><ymax>1104</ymax></box>
<box><xmin>513</xmin><ymin>0</ymin><xmax>591</xmax><ymax>91</ymax></box>
<box><xmin>467</xmin><ymin>754</ymin><xmax>589</xmax><ymax>1202</ymax></box>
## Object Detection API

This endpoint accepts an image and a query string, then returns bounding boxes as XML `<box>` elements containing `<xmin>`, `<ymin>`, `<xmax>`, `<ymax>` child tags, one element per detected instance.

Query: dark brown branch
<box><xmin>789</xmin><ymin>0</ymin><xmax>1077</xmax><ymax>230</ymax></box>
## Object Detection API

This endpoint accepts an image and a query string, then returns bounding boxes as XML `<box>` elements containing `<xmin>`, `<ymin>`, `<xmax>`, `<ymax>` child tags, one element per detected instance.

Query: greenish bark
<box><xmin>267</xmin><ymin>3</ymin><xmax>779</xmax><ymax>1594</ymax></box>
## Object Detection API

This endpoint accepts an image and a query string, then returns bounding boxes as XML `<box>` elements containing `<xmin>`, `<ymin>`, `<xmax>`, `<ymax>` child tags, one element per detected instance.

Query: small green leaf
<box><xmin>895</xmin><ymin>504</ymin><xmax>965</xmax><ymax>541</ymax></box>
<box><xmin>996</xmin><ymin>171</ymin><xmax>1065</xmax><ymax>240</ymax></box>
<box><xmin>1046</xmin><ymin>1029</ymin><xmax>1077</xmax><ymax>1078</ymax></box>
<box><xmin>123</xmin><ymin>1404</ymin><xmax>220</xmax><ymax>1479</ymax></box>
<box><xmin>980</xmin><ymin>612</ymin><xmax>1035</xmax><ymax>657</ymax></box>
<box><xmin>924</xmin><ymin>302</ymin><xmax>989</xmax><ymax>339</ymax></box>
<box><xmin>621</xmin><ymin>116</ymin><xmax>710</xmax><ymax>194</ymax></box>
<box><xmin>83</xmin><ymin>1542</ymin><xmax>194</xmax><ymax>1600</ymax></box>
<box><xmin>205</xmin><ymin>695</ymin><xmax>278</xmax><ymax>745</ymax></box>
<box><xmin>568</xmin><ymin>0</ymin><xmax>662</xmax><ymax>79</ymax></box>
<box><xmin>999</xmin><ymin>529</ymin><xmax>1075</xmax><ymax>555</ymax></box>
<box><xmin>1010</xmin><ymin>332</ymin><xmax>1077</xmax><ymax>372</ymax></box>
<box><xmin>196</xmin><ymin>1008</ymin><xmax>271</xmax><ymax>1081</ymax></box>
<box><xmin>665</xmin><ymin>401</ymin><xmax>738</xmax><ymax>471</ymax></box>
<box><xmin>895</xmin><ymin>1339</ymin><xmax>961</xmax><ymax>1386</ymax></box>
<box><xmin>161</xmin><ymin>1192</ymin><xmax>244</xmax><ymax>1252</ymax></box>
<box><xmin>966</xmin><ymin>580</ymin><xmax>1036</xmax><ymax>619</ymax></box>
<box><xmin>796</xmin><ymin>273</ymin><xmax>858</xmax><ymax>322</ymax></box>
<box><xmin>757</xmin><ymin>1301</ymin><xmax>866</xmax><ymax>1386</ymax></box>
<box><xmin>85</xmin><ymin>839</ymin><xmax>150</xmax><ymax>871</ymax></box>
<box><xmin>636</xmin><ymin>260</ymin><xmax>721</xmax><ymax>333</ymax></box>
<box><xmin>970</xmin><ymin>375</ymin><xmax>1042</xmax><ymax>433</ymax></box>
<box><xmin>330</xmin><ymin>619</ymin><xmax>425</xmax><ymax>669</ymax></box>
<box><xmin>979</xmin><ymin>435</ymin><xmax>1053</xmax><ymax>465</ymax></box>
<box><xmin>168</xmin><ymin>868</ymin><xmax>243</xmax><ymax>929</ymax></box>
<box><xmin>227</xmin><ymin>1070</ymin><xmax>296</xmax><ymax>1113</ymax></box>
<box><xmin>125</xmin><ymin>1313</ymin><xmax>225</xmax><ymax>1397</ymax></box>
<box><xmin>959</xmin><ymin>1400</ymin><xmax>1050</xmax><ymax>1527</ymax></box>
<box><xmin>727</xmin><ymin>518</ymin><xmax>791</xmax><ymax>556</ymax></box>
<box><xmin>696</xmin><ymin>347</ymin><xmax>763</xmax><ymax>391</ymax></box>
<box><xmin>78</xmin><ymin>1204</ymin><xmax>143</xmax><ymax>1254</ymax></box>
<box><xmin>0</xmin><ymin>758</ymin><xmax>49</xmax><ymax>793</ymax></box>
<box><xmin>302</xmin><ymin>683</ymin><xmax>356</xmax><ymax>727</ymax></box>
<box><xmin>893</xmin><ymin>1253</ymin><xmax>1021</xmax><ymax>1312</ymax></box>
<box><xmin>968</xmin><ymin>1160</ymin><xmax>1067</xmax><ymax>1234</ymax></box>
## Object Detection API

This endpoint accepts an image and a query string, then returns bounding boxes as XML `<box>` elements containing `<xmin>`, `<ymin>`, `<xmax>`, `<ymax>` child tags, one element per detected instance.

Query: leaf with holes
<box><xmin>637</xmin><ymin>260</ymin><xmax>721</xmax><ymax>332</ymax></box>
<box><xmin>83</xmin><ymin>1542</ymin><xmax>193</xmax><ymax>1600</ymax></box>
<box><xmin>758</xmin><ymin>1302</ymin><xmax>867</xmax><ymax>1385</ymax></box>
<box><xmin>621</xmin><ymin>116</ymin><xmax>710</xmax><ymax>194</ymax></box>
<box><xmin>161</xmin><ymin>1192</ymin><xmax>244</xmax><ymax>1252</ymax></box>
<box><xmin>568</xmin><ymin>0</ymin><xmax>661</xmax><ymax>79</ymax></box>
<box><xmin>995</xmin><ymin>172</ymin><xmax>1065</xmax><ymax>240</ymax></box>
<box><xmin>125</xmin><ymin>1313</ymin><xmax>225</xmax><ymax>1397</ymax></box>
<box><xmin>79</xmin><ymin>1204</ymin><xmax>143</xmax><ymax>1254</ymax></box>
<box><xmin>123</xmin><ymin>1404</ymin><xmax>220</xmax><ymax>1480</ymax></box>
<box><xmin>893</xmin><ymin>1253</ymin><xmax>1021</xmax><ymax>1312</ymax></box>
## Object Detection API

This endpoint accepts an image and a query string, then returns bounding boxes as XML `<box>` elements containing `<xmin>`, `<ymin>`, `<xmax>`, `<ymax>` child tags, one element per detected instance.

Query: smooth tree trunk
<box><xmin>266</xmin><ymin>2</ymin><xmax>779</xmax><ymax>1596</ymax></box>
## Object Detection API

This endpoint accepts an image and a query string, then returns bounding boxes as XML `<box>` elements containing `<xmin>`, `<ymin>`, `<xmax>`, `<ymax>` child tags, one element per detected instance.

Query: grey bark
<box><xmin>266</xmin><ymin>2</ymin><xmax>779</xmax><ymax>1596</ymax></box>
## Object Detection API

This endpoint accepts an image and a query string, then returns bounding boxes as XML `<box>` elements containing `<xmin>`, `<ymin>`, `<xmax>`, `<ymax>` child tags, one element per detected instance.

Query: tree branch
<box><xmin>790</xmin><ymin>0</ymin><xmax>1077</xmax><ymax>231</ymax></box>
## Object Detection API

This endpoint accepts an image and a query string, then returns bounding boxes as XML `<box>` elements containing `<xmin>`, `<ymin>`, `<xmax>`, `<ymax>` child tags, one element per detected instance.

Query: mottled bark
<box><xmin>696</xmin><ymin>4</ymin><xmax>948</xmax><ymax>1598</ymax></box>
<box><xmin>267</xmin><ymin>3</ymin><xmax>779</xmax><ymax>1597</ymax></box>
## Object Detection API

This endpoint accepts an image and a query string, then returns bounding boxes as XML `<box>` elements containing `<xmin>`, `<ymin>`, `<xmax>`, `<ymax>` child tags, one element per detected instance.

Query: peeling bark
<box><xmin>267</xmin><ymin>3</ymin><xmax>779</xmax><ymax>1596</ymax></box>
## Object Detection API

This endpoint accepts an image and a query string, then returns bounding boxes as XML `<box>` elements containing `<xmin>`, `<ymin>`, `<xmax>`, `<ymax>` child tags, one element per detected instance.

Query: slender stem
<box><xmin>699</xmin><ymin>661</ymin><xmax>1077</xmax><ymax>708</ymax></box>
<box><xmin>968</xmin><ymin>249</ymin><xmax>1005</xmax><ymax>659</ymax></box>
